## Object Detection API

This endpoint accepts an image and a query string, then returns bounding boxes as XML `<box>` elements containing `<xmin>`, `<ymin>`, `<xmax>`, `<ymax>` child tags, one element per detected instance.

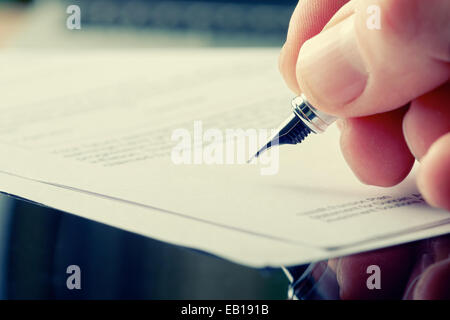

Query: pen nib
<box><xmin>249</xmin><ymin>113</ymin><xmax>311</xmax><ymax>161</ymax></box>
<box><xmin>247</xmin><ymin>141</ymin><xmax>274</xmax><ymax>163</ymax></box>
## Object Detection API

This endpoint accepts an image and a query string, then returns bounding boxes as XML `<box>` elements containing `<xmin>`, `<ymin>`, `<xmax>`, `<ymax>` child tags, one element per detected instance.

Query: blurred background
<box><xmin>1</xmin><ymin>0</ymin><xmax>297</xmax><ymax>48</ymax></box>
<box><xmin>0</xmin><ymin>0</ymin><xmax>297</xmax><ymax>299</ymax></box>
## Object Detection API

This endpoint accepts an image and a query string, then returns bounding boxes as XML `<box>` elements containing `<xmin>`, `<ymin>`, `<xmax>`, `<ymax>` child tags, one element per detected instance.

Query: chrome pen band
<box><xmin>250</xmin><ymin>94</ymin><xmax>337</xmax><ymax>160</ymax></box>
<box><xmin>291</xmin><ymin>94</ymin><xmax>337</xmax><ymax>133</ymax></box>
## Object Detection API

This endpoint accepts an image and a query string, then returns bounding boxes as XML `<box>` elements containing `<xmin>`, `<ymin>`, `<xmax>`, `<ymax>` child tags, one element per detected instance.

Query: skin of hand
<box><xmin>279</xmin><ymin>0</ymin><xmax>450</xmax><ymax>299</ymax></box>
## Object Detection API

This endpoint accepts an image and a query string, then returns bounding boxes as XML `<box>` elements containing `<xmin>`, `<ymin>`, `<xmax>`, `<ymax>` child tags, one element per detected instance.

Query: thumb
<box><xmin>296</xmin><ymin>0</ymin><xmax>450</xmax><ymax>117</ymax></box>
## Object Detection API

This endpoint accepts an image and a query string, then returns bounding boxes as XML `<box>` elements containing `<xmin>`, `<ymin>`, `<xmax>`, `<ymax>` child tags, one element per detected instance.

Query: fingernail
<box><xmin>297</xmin><ymin>15</ymin><xmax>367</xmax><ymax>106</ymax></box>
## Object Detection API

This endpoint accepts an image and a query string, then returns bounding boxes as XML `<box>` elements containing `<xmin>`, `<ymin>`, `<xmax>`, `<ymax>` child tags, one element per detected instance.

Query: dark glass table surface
<box><xmin>0</xmin><ymin>193</ymin><xmax>288</xmax><ymax>299</ymax></box>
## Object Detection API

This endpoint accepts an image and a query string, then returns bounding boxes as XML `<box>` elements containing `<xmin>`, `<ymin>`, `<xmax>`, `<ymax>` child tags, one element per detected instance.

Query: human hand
<box><xmin>279</xmin><ymin>0</ymin><xmax>450</xmax><ymax>210</ymax></box>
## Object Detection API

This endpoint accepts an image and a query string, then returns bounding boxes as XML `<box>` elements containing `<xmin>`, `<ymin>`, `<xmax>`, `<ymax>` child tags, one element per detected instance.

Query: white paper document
<box><xmin>0</xmin><ymin>49</ymin><xmax>448</xmax><ymax>267</ymax></box>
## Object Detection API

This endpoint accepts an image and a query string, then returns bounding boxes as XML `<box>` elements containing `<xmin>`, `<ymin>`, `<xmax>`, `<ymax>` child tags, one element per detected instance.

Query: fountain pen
<box><xmin>250</xmin><ymin>94</ymin><xmax>337</xmax><ymax>161</ymax></box>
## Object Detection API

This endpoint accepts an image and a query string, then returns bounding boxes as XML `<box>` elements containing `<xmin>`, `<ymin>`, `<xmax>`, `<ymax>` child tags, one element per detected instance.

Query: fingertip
<box><xmin>340</xmin><ymin>109</ymin><xmax>415</xmax><ymax>187</ymax></box>
<box><xmin>417</xmin><ymin>132</ymin><xmax>450</xmax><ymax>211</ymax></box>
<box><xmin>337</xmin><ymin>245</ymin><xmax>415</xmax><ymax>299</ymax></box>
<box><xmin>279</xmin><ymin>42</ymin><xmax>301</xmax><ymax>94</ymax></box>
<box><xmin>413</xmin><ymin>258</ymin><xmax>450</xmax><ymax>300</ymax></box>
<box><xmin>280</xmin><ymin>0</ymin><xmax>351</xmax><ymax>96</ymax></box>
<box><xmin>402</xmin><ymin>83</ymin><xmax>450</xmax><ymax>160</ymax></box>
